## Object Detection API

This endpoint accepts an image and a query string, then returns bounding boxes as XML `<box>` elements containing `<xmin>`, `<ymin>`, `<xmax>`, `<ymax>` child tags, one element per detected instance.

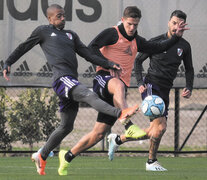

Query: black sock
<box><xmin>40</xmin><ymin>154</ymin><xmax>47</xmax><ymax>161</ymax></box>
<box><xmin>65</xmin><ymin>150</ymin><xmax>75</xmax><ymax>163</ymax></box>
<box><xmin>115</xmin><ymin>135</ymin><xmax>123</xmax><ymax>145</ymax></box>
<box><xmin>124</xmin><ymin>121</ymin><xmax>133</xmax><ymax>130</ymax></box>
<box><xmin>147</xmin><ymin>158</ymin><xmax>157</xmax><ymax>164</ymax></box>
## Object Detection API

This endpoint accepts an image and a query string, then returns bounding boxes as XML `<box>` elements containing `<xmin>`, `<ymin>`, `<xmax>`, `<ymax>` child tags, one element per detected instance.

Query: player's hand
<box><xmin>109</xmin><ymin>68</ymin><xmax>122</xmax><ymax>78</ymax></box>
<box><xmin>138</xmin><ymin>84</ymin><xmax>147</xmax><ymax>94</ymax></box>
<box><xmin>112</xmin><ymin>63</ymin><xmax>121</xmax><ymax>71</ymax></box>
<box><xmin>181</xmin><ymin>88</ymin><xmax>191</xmax><ymax>99</ymax></box>
<box><xmin>3</xmin><ymin>66</ymin><xmax>11</xmax><ymax>81</ymax></box>
<box><xmin>175</xmin><ymin>21</ymin><xmax>190</xmax><ymax>37</ymax></box>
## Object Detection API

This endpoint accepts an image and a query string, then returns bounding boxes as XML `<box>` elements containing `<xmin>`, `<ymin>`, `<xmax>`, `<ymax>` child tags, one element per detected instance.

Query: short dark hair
<box><xmin>47</xmin><ymin>4</ymin><xmax>63</xmax><ymax>17</ymax></box>
<box><xmin>123</xmin><ymin>6</ymin><xmax>142</xmax><ymax>19</ymax></box>
<box><xmin>170</xmin><ymin>10</ymin><xmax>187</xmax><ymax>22</ymax></box>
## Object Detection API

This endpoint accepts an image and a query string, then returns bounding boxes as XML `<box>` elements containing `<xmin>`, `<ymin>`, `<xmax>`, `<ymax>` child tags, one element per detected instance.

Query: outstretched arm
<box><xmin>3</xmin><ymin>26</ymin><xmax>42</xmax><ymax>81</ymax></box>
<box><xmin>137</xmin><ymin>21</ymin><xmax>189</xmax><ymax>54</ymax></box>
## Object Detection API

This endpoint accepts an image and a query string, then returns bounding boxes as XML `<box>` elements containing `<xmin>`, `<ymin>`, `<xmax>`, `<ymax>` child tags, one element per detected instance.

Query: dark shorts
<box><xmin>52</xmin><ymin>76</ymin><xmax>80</xmax><ymax>112</ymax></box>
<box><xmin>142</xmin><ymin>78</ymin><xmax>170</xmax><ymax>121</ymax></box>
<box><xmin>93</xmin><ymin>71</ymin><xmax>127</xmax><ymax>126</ymax></box>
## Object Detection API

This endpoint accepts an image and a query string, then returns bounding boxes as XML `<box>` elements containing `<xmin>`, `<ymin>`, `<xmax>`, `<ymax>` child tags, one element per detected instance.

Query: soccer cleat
<box><xmin>58</xmin><ymin>150</ymin><xmax>70</xmax><ymax>176</ymax></box>
<box><xmin>125</xmin><ymin>124</ymin><xmax>146</xmax><ymax>139</ymax></box>
<box><xmin>118</xmin><ymin>104</ymin><xmax>139</xmax><ymax>125</ymax></box>
<box><xmin>31</xmin><ymin>152</ymin><xmax>47</xmax><ymax>175</ymax></box>
<box><xmin>146</xmin><ymin>161</ymin><xmax>167</xmax><ymax>171</ymax></box>
<box><xmin>107</xmin><ymin>134</ymin><xmax>120</xmax><ymax>161</ymax></box>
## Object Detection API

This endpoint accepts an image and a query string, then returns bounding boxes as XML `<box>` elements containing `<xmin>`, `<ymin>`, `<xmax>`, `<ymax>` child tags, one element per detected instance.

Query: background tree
<box><xmin>7</xmin><ymin>88</ymin><xmax>60</xmax><ymax>151</ymax></box>
<box><xmin>0</xmin><ymin>88</ymin><xmax>12</xmax><ymax>150</ymax></box>
<box><xmin>8</xmin><ymin>88</ymin><xmax>43</xmax><ymax>150</ymax></box>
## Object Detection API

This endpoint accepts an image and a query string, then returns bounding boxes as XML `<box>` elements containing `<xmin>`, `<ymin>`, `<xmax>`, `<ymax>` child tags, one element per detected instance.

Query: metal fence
<box><xmin>0</xmin><ymin>87</ymin><xmax>206</xmax><ymax>155</ymax></box>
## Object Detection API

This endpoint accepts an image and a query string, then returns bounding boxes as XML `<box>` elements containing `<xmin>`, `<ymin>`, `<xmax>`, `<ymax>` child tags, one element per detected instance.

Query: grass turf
<box><xmin>0</xmin><ymin>155</ymin><xmax>206</xmax><ymax>180</ymax></box>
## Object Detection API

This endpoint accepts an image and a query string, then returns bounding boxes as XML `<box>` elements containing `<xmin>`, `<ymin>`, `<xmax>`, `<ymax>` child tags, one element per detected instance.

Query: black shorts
<box><xmin>142</xmin><ymin>78</ymin><xmax>170</xmax><ymax>121</ymax></box>
<box><xmin>93</xmin><ymin>71</ymin><xmax>127</xmax><ymax>126</ymax></box>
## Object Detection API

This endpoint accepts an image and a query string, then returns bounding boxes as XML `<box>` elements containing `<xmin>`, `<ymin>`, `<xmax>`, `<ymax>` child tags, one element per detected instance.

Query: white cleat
<box><xmin>31</xmin><ymin>152</ymin><xmax>40</xmax><ymax>173</ymax></box>
<box><xmin>146</xmin><ymin>161</ymin><xmax>167</xmax><ymax>171</ymax></box>
<box><xmin>107</xmin><ymin>134</ymin><xmax>120</xmax><ymax>161</ymax></box>
<box><xmin>31</xmin><ymin>152</ymin><xmax>46</xmax><ymax>175</ymax></box>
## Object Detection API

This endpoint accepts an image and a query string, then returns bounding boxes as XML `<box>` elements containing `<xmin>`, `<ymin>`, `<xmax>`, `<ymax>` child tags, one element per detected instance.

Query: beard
<box><xmin>56</xmin><ymin>21</ymin><xmax>65</xmax><ymax>30</ymax></box>
<box><xmin>170</xmin><ymin>29</ymin><xmax>176</xmax><ymax>36</ymax></box>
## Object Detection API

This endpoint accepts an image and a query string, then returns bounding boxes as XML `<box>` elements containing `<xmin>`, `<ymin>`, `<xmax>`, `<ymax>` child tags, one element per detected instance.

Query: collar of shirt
<box><xmin>118</xmin><ymin>23</ymin><xmax>137</xmax><ymax>41</ymax></box>
<box><xmin>49</xmin><ymin>24</ymin><xmax>62</xmax><ymax>31</ymax></box>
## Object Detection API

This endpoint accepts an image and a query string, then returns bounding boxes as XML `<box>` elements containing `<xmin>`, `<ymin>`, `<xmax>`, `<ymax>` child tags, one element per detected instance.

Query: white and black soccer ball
<box><xmin>141</xmin><ymin>95</ymin><xmax>165</xmax><ymax>118</ymax></box>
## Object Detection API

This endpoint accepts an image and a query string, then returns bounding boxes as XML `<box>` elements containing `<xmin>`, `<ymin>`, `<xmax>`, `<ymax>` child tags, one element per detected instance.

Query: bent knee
<box><xmin>147</xmin><ymin>126</ymin><xmax>166</xmax><ymax>138</ymax></box>
<box><xmin>108</xmin><ymin>79</ymin><xmax>125</xmax><ymax>94</ymax></box>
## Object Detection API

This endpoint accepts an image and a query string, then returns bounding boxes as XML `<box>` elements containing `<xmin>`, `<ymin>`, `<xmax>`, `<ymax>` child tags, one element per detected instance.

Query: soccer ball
<box><xmin>141</xmin><ymin>95</ymin><xmax>165</xmax><ymax>118</ymax></box>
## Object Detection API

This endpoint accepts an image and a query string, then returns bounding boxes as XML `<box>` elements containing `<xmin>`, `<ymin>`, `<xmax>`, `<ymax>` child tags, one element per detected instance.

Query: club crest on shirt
<box><xmin>66</xmin><ymin>33</ymin><xmax>73</xmax><ymax>40</ymax></box>
<box><xmin>177</xmin><ymin>48</ymin><xmax>183</xmax><ymax>56</ymax></box>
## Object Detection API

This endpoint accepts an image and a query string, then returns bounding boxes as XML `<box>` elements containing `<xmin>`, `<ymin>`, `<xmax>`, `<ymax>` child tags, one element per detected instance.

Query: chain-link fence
<box><xmin>0</xmin><ymin>87</ymin><xmax>206</xmax><ymax>154</ymax></box>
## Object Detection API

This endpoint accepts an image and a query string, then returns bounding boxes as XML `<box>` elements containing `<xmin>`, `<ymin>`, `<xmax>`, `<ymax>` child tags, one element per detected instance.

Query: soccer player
<box><xmin>3</xmin><ymin>4</ymin><xmax>140</xmax><ymax>175</ymax></box>
<box><xmin>107</xmin><ymin>10</ymin><xmax>194</xmax><ymax>171</ymax></box>
<box><xmin>57</xmin><ymin>7</ymin><xmax>189</xmax><ymax>175</ymax></box>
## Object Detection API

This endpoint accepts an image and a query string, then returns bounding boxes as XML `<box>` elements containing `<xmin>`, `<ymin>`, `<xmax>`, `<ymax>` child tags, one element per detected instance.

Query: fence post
<box><xmin>174</xmin><ymin>88</ymin><xmax>180</xmax><ymax>157</ymax></box>
<box><xmin>101</xmin><ymin>137</ymin><xmax>105</xmax><ymax>151</ymax></box>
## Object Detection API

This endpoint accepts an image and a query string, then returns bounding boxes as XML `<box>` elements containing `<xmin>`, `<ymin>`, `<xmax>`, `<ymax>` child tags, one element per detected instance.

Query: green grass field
<box><xmin>0</xmin><ymin>155</ymin><xmax>206</xmax><ymax>180</ymax></box>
